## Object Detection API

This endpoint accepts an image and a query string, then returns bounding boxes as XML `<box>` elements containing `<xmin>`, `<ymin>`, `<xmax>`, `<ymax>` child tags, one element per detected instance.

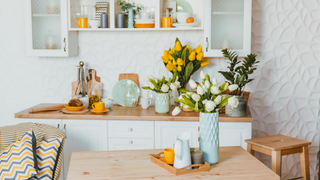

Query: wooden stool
<box><xmin>245</xmin><ymin>134</ymin><xmax>311</xmax><ymax>180</ymax></box>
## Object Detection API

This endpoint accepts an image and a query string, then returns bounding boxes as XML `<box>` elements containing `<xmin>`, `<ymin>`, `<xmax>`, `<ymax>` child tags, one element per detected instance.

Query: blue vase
<box><xmin>128</xmin><ymin>9</ymin><xmax>134</xmax><ymax>28</ymax></box>
<box><xmin>155</xmin><ymin>93</ymin><xmax>170</xmax><ymax>114</ymax></box>
<box><xmin>199</xmin><ymin>112</ymin><xmax>219</xmax><ymax>164</ymax></box>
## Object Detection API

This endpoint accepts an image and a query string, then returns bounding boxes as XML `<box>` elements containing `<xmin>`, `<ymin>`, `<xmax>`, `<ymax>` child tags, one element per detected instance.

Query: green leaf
<box><xmin>219</xmin><ymin>82</ymin><xmax>226</xmax><ymax>91</ymax></box>
<box><xmin>185</xmin><ymin>62</ymin><xmax>194</xmax><ymax>80</ymax></box>
<box><xmin>195</xmin><ymin>101</ymin><xmax>199</xmax><ymax>112</ymax></box>
<box><xmin>217</xmin><ymin>97</ymin><xmax>230</xmax><ymax>109</ymax></box>
<box><xmin>142</xmin><ymin>87</ymin><xmax>152</xmax><ymax>90</ymax></box>
<box><xmin>178</xmin><ymin>88</ymin><xmax>190</xmax><ymax>93</ymax></box>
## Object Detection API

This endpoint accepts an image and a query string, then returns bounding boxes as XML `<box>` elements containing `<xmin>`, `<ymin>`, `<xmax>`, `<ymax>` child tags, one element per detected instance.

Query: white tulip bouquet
<box><xmin>142</xmin><ymin>76</ymin><xmax>181</xmax><ymax>93</ymax></box>
<box><xmin>172</xmin><ymin>71</ymin><xmax>239</xmax><ymax>116</ymax></box>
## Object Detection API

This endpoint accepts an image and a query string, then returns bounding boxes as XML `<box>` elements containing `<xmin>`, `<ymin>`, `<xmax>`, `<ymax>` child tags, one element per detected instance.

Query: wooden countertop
<box><xmin>15</xmin><ymin>103</ymin><xmax>252</xmax><ymax>122</ymax></box>
<box><xmin>66</xmin><ymin>147</ymin><xmax>279</xmax><ymax>180</ymax></box>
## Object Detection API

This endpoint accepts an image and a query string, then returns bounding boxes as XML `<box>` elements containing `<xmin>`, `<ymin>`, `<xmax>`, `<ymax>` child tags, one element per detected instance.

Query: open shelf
<box><xmin>69</xmin><ymin>27</ymin><xmax>203</xmax><ymax>31</ymax></box>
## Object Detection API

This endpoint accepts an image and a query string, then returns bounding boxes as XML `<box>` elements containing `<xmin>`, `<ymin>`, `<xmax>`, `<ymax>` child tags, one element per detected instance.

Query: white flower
<box><xmin>172</xmin><ymin>107</ymin><xmax>181</xmax><ymax>116</ymax></box>
<box><xmin>205</xmin><ymin>100</ymin><xmax>216</xmax><ymax>112</ymax></box>
<box><xmin>183</xmin><ymin>105</ymin><xmax>189</xmax><ymax>109</ymax></box>
<box><xmin>205</xmin><ymin>80</ymin><xmax>210</xmax><ymax>89</ymax></box>
<box><xmin>176</xmin><ymin>76</ymin><xmax>179</xmax><ymax>81</ymax></box>
<box><xmin>228</xmin><ymin>96</ymin><xmax>239</xmax><ymax>109</ymax></box>
<box><xmin>144</xmin><ymin>76</ymin><xmax>150</xmax><ymax>82</ymax></box>
<box><xmin>197</xmin><ymin>86</ymin><xmax>204</xmax><ymax>95</ymax></box>
<box><xmin>212</xmin><ymin>78</ymin><xmax>218</xmax><ymax>86</ymax></box>
<box><xmin>228</xmin><ymin>84</ymin><xmax>238</xmax><ymax>92</ymax></box>
<box><xmin>178</xmin><ymin>95</ymin><xmax>184</xmax><ymax>100</ymax></box>
<box><xmin>170</xmin><ymin>82</ymin><xmax>180</xmax><ymax>91</ymax></box>
<box><xmin>192</xmin><ymin>94</ymin><xmax>201</xmax><ymax>102</ymax></box>
<box><xmin>148</xmin><ymin>82</ymin><xmax>155</xmax><ymax>89</ymax></box>
<box><xmin>211</xmin><ymin>86</ymin><xmax>221</xmax><ymax>95</ymax></box>
<box><xmin>186</xmin><ymin>92</ymin><xmax>193</xmax><ymax>96</ymax></box>
<box><xmin>200</xmin><ymin>71</ymin><xmax>206</xmax><ymax>80</ymax></box>
<box><xmin>161</xmin><ymin>84</ymin><xmax>169</xmax><ymax>93</ymax></box>
<box><xmin>189</xmin><ymin>79</ymin><xmax>198</xmax><ymax>89</ymax></box>
<box><xmin>202</xmin><ymin>99</ymin><xmax>208</xmax><ymax>105</ymax></box>
<box><xmin>223</xmin><ymin>82</ymin><xmax>229</xmax><ymax>91</ymax></box>
<box><xmin>214</xmin><ymin>95</ymin><xmax>222</xmax><ymax>105</ymax></box>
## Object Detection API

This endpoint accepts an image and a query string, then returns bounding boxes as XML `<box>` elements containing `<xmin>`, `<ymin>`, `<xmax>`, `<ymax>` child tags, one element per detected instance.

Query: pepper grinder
<box><xmin>101</xmin><ymin>13</ymin><xmax>108</xmax><ymax>28</ymax></box>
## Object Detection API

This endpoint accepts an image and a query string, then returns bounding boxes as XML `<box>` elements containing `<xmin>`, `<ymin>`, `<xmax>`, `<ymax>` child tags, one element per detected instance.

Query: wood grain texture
<box><xmin>119</xmin><ymin>73</ymin><xmax>139</xmax><ymax>87</ymax></box>
<box><xmin>300</xmin><ymin>146</ymin><xmax>310</xmax><ymax>180</ymax></box>
<box><xmin>272</xmin><ymin>150</ymin><xmax>282</xmax><ymax>176</ymax></box>
<box><xmin>67</xmin><ymin>147</ymin><xmax>280</xmax><ymax>180</ymax></box>
<box><xmin>28</xmin><ymin>104</ymin><xmax>65</xmax><ymax>113</ymax></box>
<box><xmin>245</xmin><ymin>134</ymin><xmax>311</xmax><ymax>151</ymax></box>
<box><xmin>15</xmin><ymin>104</ymin><xmax>253</xmax><ymax>122</ymax></box>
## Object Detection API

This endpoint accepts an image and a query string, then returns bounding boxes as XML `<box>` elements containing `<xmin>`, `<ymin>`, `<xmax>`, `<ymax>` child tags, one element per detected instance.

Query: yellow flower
<box><xmin>177</xmin><ymin>58</ymin><xmax>184</xmax><ymax>66</ymax></box>
<box><xmin>201</xmin><ymin>61</ymin><xmax>210</xmax><ymax>67</ymax></box>
<box><xmin>164</xmin><ymin>50</ymin><xmax>170</xmax><ymax>58</ymax></box>
<box><xmin>175</xmin><ymin>41</ymin><xmax>182</xmax><ymax>51</ymax></box>
<box><xmin>169</xmin><ymin>54</ymin><xmax>174</xmax><ymax>60</ymax></box>
<box><xmin>177</xmin><ymin>65</ymin><xmax>182</xmax><ymax>72</ymax></box>
<box><xmin>161</xmin><ymin>56</ymin><xmax>169</xmax><ymax>63</ymax></box>
<box><xmin>172</xmin><ymin>46</ymin><xmax>176</xmax><ymax>54</ymax></box>
<box><xmin>186</xmin><ymin>45</ymin><xmax>191</xmax><ymax>54</ymax></box>
<box><xmin>189</xmin><ymin>51</ymin><xmax>196</xmax><ymax>61</ymax></box>
<box><xmin>196</xmin><ymin>52</ymin><xmax>204</xmax><ymax>61</ymax></box>
<box><xmin>202</xmin><ymin>57</ymin><xmax>208</xmax><ymax>62</ymax></box>
<box><xmin>196</xmin><ymin>45</ymin><xmax>202</xmax><ymax>54</ymax></box>
<box><xmin>166</xmin><ymin>64</ymin><xmax>176</xmax><ymax>71</ymax></box>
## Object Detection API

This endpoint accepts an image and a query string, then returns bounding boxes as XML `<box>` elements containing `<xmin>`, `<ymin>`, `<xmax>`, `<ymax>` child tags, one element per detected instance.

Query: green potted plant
<box><xmin>218</xmin><ymin>48</ymin><xmax>259</xmax><ymax>117</ymax></box>
<box><xmin>117</xmin><ymin>0</ymin><xmax>143</xmax><ymax>14</ymax></box>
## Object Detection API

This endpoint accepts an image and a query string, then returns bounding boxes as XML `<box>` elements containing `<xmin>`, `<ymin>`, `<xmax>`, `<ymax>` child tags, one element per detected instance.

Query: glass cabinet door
<box><xmin>204</xmin><ymin>0</ymin><xmax>252</xmax><ymax>57</ymax></box>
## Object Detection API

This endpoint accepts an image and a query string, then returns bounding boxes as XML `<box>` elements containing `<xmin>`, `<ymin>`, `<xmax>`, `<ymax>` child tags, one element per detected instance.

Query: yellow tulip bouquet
<box><xmin>162</xmin><ymin>38</ymin><xmax>210</xmax><ymax>90</ymax></box>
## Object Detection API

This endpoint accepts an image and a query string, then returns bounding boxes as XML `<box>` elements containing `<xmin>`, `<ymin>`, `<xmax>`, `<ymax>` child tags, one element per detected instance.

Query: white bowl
<box><xmin>89</xmin><ymin>20</ymin><xmax>100</xmax><ymax>28</ymax></box>
<box><xmin>176</xmin><ymin>12</ymin><xmax>191</xmax><ymax>24</ymax></box>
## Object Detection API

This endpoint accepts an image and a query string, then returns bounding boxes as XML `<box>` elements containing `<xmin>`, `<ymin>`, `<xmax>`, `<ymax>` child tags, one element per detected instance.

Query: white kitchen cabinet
<box><xmin>25</xmin><ymin>0</ymin><xmax>78</xmax><ymax>57</ymax></box>
<box><xmin>108</xmin><ymin>138</ymin><xmax>154</xmax><ymax>151</ymax></box>
<box><xmin>108</xmin><ymin>120</ymin><xmax>154</xmax><ymax>138</ymax></box>
<box><xmin>219</xmin><ymin>122</ymin><xmax>252</xmax><ymax>150</ymax></box>
<box><xmin>62</xmin><ymin>120</ymin><xmax>107</xmax><ymax>180</ymax></box>
<box><xmin>204</xmin><ymin>0</ymin><xmax>252</xmax><ymax>57</ymax></box>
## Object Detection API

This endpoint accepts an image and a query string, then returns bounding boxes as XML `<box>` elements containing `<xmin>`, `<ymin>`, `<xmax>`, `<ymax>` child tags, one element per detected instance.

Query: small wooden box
<box><xmin>150</xmin><ymin>152</ymin><xmax>210</xmax><ymax>175</ymax></box>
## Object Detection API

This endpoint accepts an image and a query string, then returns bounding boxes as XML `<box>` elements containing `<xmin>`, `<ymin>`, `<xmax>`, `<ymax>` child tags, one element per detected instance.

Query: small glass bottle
<box><xmin>124</xmin><ymin>80</ymin><xmax>140</xmax><ymax>108</ymax></box>
<box><xmin>88</xmin><ymin>83</ymin><xmax>101</xmax><ymax>109</ymax></box>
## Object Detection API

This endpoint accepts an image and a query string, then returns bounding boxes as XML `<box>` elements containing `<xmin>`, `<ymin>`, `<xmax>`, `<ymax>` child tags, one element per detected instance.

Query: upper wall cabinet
<box><xmin>25</xmin><ymin>0</ymin><xmax>78</xmax><ymax>57</ymax></box>
<box><xmin>204</xmin><ymin>0</ymin><xmax>252</xmax><ymax>57</ymax></box>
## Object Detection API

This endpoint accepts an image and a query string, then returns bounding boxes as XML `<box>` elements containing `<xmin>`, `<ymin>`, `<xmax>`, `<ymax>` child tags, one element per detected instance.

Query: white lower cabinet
<box><xmin>62</xmin><ymin>120</ymin><xmax>108</xmax><ymax>180</ymax></box>
<box><xmin>108</xmin><ymin>138</ymin><xmax>154</xmax><ymax>150</ymax></box>
<box><xmin>219</xmin><ymin>122</ymin><xmax>252</xmax><ymax>150</ymax></box>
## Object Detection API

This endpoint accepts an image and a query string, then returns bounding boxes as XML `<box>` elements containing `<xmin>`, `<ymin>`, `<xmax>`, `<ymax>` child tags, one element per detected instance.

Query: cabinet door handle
<box><xmin>129</xmin><ymin>140</ymin><xmax>133</xmax><ymax>144</ymax></box>
<box><xmin>128</xmin><ymin>128</ymin><xmax>133</xmax><ymax>132</ymax></box>
<box><xmin>64</xmin><ymin>124</ymin><xmax>66</xmax><ymax>130</ymax></box>
<box><xmin>63</xmin><ymin>38</ymin><xmax>66</xmax><ymax>52</ymax></box>
<box><xmin>198</xmin><ymin>126</ymin><xmax>200</xmax><ymax>132</ymax></box>
<box><xmin>206</xmin><ymin>37</ymin><xmax>209</xmax><ymax>52</ymax></box>
<box><xmin>57</xmin><ymin>124</ymin><xmax>60</xmax><ymax>129</ymax></box>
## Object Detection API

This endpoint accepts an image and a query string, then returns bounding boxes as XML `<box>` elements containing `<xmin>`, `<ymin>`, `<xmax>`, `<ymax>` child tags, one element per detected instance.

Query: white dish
<box><xmin>172</xmin><ymin>22</ymin><xmax>196</xmax><ymax>28</ymax></box>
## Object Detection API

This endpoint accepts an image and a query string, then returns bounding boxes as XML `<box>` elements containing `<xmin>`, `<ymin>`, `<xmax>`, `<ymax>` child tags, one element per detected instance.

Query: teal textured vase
<box><xmin>128</xmin><ymin>9</ymin><xmax>134</xmax><ymax>28</ymax></box>
<box><xmin>155</xmin><ymin>93</ymin><xmax>170</xmax><ymax>114</ymax></box>
<box><xmin>199</xmin><ymin>112</ymin><xmax>219</xmax><ymax>164</ymax></box>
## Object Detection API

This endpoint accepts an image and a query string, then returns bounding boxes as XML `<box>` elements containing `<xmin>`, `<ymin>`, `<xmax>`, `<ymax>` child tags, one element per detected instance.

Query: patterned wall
<box><xmin>0</xmin><ymin>0</ymin><xmax>319</xmax><ymax>179</ymax></box>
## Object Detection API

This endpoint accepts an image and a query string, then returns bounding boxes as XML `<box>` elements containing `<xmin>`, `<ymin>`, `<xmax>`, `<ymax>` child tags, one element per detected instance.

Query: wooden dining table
<box><xmin>66</xmin><ymin>146</ymin><xmax>279</xmax><ymax>180</ymax></box>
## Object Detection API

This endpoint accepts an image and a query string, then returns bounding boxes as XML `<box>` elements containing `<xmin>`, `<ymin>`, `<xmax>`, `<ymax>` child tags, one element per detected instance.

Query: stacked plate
<box><xmin>134</xmin><ymin>19</ymin><xmax>155</xmax><ymax>28</ymax></box>
<box><xmin>112</xmin><ymin>79</ymin><xmax>140</xmax><ymax>106</ymax></box>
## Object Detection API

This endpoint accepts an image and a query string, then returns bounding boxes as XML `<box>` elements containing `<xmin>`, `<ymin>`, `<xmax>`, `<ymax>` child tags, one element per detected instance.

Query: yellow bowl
<box><xmin>64</xmin><ymin>104</ymin><xmax>85</xmax><ymax>111</ymax></box>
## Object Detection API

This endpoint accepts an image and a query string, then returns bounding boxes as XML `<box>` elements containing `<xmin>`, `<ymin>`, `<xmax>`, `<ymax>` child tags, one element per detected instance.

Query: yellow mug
<box><xmin>92</xmin><ymin>102</ymin><xmax>105</xmax><ymax>111</ymax></box>
<box><xmin>162</xmin><ymin>17</ymin><xmax>173</xmax><ymax>28</ymax></box>
<box><xmin>164</xmin><ymin>148</ymin><xmax>174</xmax><ymax>164</ymax></box>
<box><xmin>75</xmin><ymin>17</ymin><xmax>88</xmax><ymax>28</ymax></box>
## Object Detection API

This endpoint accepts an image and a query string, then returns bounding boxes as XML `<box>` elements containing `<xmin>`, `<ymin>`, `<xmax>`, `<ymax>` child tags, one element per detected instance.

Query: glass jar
<box><xmin>88</xmin><ymin>83</ymin><xmax>101</xmax><ymax>109</ymax></box>
<box><xmin>123</xmin><ymin>80</ymin><xmax>140</xmax><ymax>108</ymax></box>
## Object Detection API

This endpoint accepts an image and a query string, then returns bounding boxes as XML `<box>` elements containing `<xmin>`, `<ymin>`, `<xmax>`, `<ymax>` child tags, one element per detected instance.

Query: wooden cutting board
<box><xmin>119</xmin><ymin>73</ymin><xmax>139</xmax><ymax>87</ymax></box>
<box><xmin>62</xmin><ymin>108</ymin><xmax>89</xmax><ymax>114</ymax></box>
<box><xmin>87</xmin><ymin>69</ymin><xmax>103</xmax><ymax>98</ymax></box>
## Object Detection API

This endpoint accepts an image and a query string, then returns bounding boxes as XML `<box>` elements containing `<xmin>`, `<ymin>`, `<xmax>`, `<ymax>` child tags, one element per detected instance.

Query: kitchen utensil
<box><xmin>64</xmin><ymin>104</ymin><xmax>85</xmax><ymax>111</ymax></box>
<box><xmin>117</xmin><ymin>13</ymin><xmax>125</xmax><ymax>28</ymax></box>
<box><xmin>174</xmin><ymin>132</ymin><xmax>192</xmax><ymax>169</ymax></box>
<box><xmin>101</xmin><ymin>13</ymin><xmax>108</xmax><ymax>28</ymax></box>
<box><xmin>89</xmin><ymin>20</ymin><xmax>100</xmax><ymax>28</ymax></box>
<box><xmin>75</xmin><ymin>17</ymin><xmax>88</xmax><ymax>28</ymax></box>
<box><xmin>162</xmin><ymin>17</ymin><xmax>173</xmax><ymax>28</ymax></box>
<box><xmin>164</xmin><ymin>148</ymin><xmax>175</xmax><ymax>164</ymax></box>
<box><xmin>119</xmin><ymin>73</ymin><xmax>139</xmax><ymax>87</ymax></box>
<box><xmin>28</xmin><ymin>104</ymin><xmax>65</xmax><ymax>113</ymax></box>
<box><xmin>101</xmin><ymin>98</ymin><xmax>115</xmax><ymax>109</ymax></box>
<box><xmin>176</xmin><ymin>12</ymin><xmax>190</xmax><ymax>24</ymax></box>
<box><xmin>112</xmin><ymin>79</ymin><xmax>138</xmax><ymax>106</ymax></box>
<box><xmin>92</xmin><ymin>102</ymin><xmax>105</xmax><ymax>111</ymax></box>
<box><xmin>172</xmin><ymin>0</ymin><xmax>193</xmax><ymax>15</ymax></box>
<box><xmin>90</xmin><ymin>109</ymin><xmax>109</xmax><ymax>114</ymax></box>
<box><xmin>88</xmin><ymin>83</ymin><xmax>101</xmax><ymax>109</ymax></box>
<box><xmin>87</xmin><ymin>69</ymin><xmax>103</xmax><ymax>100</ymax></box>
<box><xmin>72</xmin><ymin>61</ymin><xmax>90</xmax><ymax>99</ymax></box>
<box><xmin>62</xmin><ymin>108</ymin><xmax>89</xmax><ymax>114</ymax></box>
<box><xmin>123</xmin><ymin>80</ymin><xmax>140</xmax><ymax>108</ymax></box>
<box><xmin>172</xmin><ymin>22</ymin><xmax>195</xmax><ymax>28</ymax></box>
<box><xmin>79</xmin><ymin>96</ymin><xmax>89</xmax><ymax>109</ymax></box>
<box><xmin>140</xmin><ymin>97</ymin><xmax>152</xmax><ymax>109</ymax></box>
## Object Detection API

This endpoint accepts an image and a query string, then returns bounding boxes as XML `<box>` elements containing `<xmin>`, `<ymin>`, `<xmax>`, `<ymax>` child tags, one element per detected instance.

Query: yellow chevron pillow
<box><xmin>0</xmin><ymin>129</ymin><xmax>38</xmax><ymax>180</ymax></box>
<box><xmin>33</xmin><ymin>137</ymin><xmax>63</xmax><ymax>180</ymax></box>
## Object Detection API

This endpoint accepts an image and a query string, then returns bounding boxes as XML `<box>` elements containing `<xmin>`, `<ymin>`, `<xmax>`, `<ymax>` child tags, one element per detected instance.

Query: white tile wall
<box><xmin>0</xmin><ymin>0</ymin><xmax>318</xmax><ymax>179</ymax></box>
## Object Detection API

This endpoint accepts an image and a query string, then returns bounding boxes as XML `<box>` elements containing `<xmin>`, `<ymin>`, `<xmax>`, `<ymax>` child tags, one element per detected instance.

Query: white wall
<box><xmin>0</xmin><ymin>0</ymin><xmax>319</xmax><ymax>179</ymax></box>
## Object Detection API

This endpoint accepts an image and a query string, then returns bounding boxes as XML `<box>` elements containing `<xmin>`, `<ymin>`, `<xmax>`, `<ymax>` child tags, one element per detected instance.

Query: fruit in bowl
<box><xmin>65</xmin><ymin>99</ymin><xmax>85</xmax><ymax>111</ymax></box>
<box><xmin>186</xmin><ymin>17</ymin><xmax>194</xmax><ymax>23</ymax></box>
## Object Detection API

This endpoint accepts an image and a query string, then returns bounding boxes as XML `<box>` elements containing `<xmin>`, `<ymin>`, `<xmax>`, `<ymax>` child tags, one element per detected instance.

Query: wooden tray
<box><xmin>150</xmin><ymin>152</ymin><xmax>210</xmax><ymax>175</ymax></box>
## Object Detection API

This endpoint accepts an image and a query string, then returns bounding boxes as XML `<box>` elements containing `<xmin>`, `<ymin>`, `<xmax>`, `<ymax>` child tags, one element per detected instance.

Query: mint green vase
<box><xmin>155</xmin><ymin>93</ymin><xmax>170</xmax><ymax>114</ymax></box>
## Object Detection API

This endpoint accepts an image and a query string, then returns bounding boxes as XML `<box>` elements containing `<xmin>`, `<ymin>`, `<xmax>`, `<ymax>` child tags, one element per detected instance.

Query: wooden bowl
<box><xmin>64</xmin><ymin>104</ymin><xmax>85</xmax><ymax>111</ymax></box>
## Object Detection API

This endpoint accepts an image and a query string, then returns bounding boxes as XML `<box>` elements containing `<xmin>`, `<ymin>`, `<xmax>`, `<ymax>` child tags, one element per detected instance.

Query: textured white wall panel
<box><xmin>0</xmin><ymin>0</ymin><xmax>318</xmax><ymax>179</ymax></box>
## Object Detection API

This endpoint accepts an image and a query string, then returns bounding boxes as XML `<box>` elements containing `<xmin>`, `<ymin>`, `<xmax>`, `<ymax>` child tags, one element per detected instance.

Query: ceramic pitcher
<box><xmin>173</xmin><ymin>132</ymin><xmax>192</xmax><ymax>169</ymax></box>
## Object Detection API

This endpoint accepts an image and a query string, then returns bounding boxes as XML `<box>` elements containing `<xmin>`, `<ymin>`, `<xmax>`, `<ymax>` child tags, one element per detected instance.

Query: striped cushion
<box><xmin>33</xmin><ymin>137</ymin><xmax>63</xmax><ymax>180</ymax></box>
<box><xmin>0</xmin><ymin>129</ymin><xmax>38</xmax><ymax>180</ymax></box>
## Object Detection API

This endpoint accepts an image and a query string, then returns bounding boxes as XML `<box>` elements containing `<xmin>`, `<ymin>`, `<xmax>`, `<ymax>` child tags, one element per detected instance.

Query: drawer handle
<box><xmin>129</xmin><ymin>140</ymin><xmax>133</xmax><ymax>144</ymax></box>
<box><xmin>128</xmin><ymin>128</ymin><xmax>133</xmax><ymax>132</ymax></box>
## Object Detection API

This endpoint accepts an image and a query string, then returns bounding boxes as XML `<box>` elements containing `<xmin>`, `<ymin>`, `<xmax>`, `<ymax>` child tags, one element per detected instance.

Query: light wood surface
<box><xmin>119</xmin><ymin>73</ymin><xmax>139</xmax><ymax>87</ymax></box>
<box><xmin>62</xmin><ymin>108</ymin><xmax>89</xmax><ymax>114</ymax></box>
<box><xmin>15</xmin><ymin>104</ymin><xmax>253</xmax><ymax>122</ymax></box>
<box><xmin>245</xmin><ymin>134</ymin><xmax>311</xmax><ymax>151</ymax></box>
<box><xmin>271</xmin><ymin>151</ymin><xmax>281</xmax><ymax>176</ymax></box>
<box><xmin>300</xmin><ymin>146</ymin><xmax>310</xmax><ymax>180</ymax></box>
<box><xmin>28</xmin><ymin>104</ymin><xmax>65</xmax><ymax>113</ymax></box>
<box><xmin>67</xmin><ymin>147</ymin><xmax>279</xmax><ymax>180</ymax></box>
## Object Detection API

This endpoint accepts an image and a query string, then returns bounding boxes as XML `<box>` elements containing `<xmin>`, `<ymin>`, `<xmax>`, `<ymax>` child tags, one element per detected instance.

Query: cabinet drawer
<box><xmin>108</xmin><ymin>138</ymin><xmax>154</xmax><ymax>151</ymax></box>
<box><xmin>108</xmin><ymin>121</ymin><xmax>154</xmax><ymax>138</ymax></box>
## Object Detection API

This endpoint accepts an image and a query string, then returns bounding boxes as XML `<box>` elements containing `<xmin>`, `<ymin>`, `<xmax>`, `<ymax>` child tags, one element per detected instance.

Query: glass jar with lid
<box><xmin>123</xmin><ymin>80</ymin><xmax>140</xmax><ymax>108</ymax></box>
<box><xmin>88</xmin><ymin>83</ymin><xmax>101</xmax><ymax>109</ymax></box>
